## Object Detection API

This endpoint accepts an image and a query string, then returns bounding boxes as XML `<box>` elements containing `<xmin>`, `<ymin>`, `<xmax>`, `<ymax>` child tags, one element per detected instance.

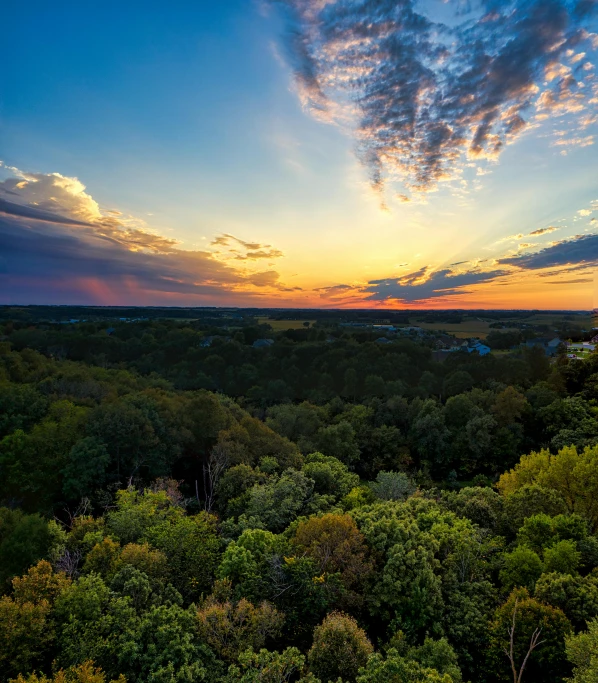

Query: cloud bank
<box><xmin>0</xmin><ymin>169</ymin><xmax>287</xmax><ymax>305</ymax></box>
<box><xmin>276</xmin><ymin>0</ymin><xmax>598</xmax><ymax>194</ymax></box>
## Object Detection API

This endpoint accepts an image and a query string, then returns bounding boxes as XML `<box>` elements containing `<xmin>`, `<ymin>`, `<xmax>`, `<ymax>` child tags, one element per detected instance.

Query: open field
<box><xmin>410</xmin><ymin>312</ymin><xmax>593</xmax><ymax>339</ymax></box>
<box><xmin>410</xmin><ymin>319</ymin><xmax>514</xmax><ymax>339</ymax></box>
<box><xmin>521</xmin><ymin>313</ymin><xmax>593</xmax><ymax>327</ymax></box>
<box><xmin>257</xmin><ymin>317</ymin><xmax>316</xmax><ymax>330</ymax></box>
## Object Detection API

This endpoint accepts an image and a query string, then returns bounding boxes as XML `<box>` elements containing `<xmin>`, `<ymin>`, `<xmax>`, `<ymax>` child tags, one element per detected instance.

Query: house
<box><xmin>467</xmin><ymin>340</ymin><xmax>491</xmax><ymax>356</ymax></box>
<box><xmin>525</xmin><ymin>337</ymin><xmax>562</xmax><ymax>356</ymax></box>
<box><xmin>375</xmin><ymin>337</ymin><xmax>392</xmax><ymax>344</ymax></box>
<box><xmin>435</xmin><ymin>335</ymin><xmax>461</xmax><ymax>350</ymax></box>
<box><xmin>200</xmin><ymin>335</ymin><xmax>232</xmax><ymax>348</ymax></box>
<box><xmin>252</xmin><ymin>338</ymin><xmax>275</xmax><ymax>349</ymax></box>
<box><xmin>591</xmin><ymin>334</ymin><xmax>598</xmax><ymax>344</ymax></box>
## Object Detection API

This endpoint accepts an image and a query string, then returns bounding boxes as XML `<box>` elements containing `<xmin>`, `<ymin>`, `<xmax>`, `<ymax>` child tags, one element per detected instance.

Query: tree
<box><xmin>369</xmin><ymin>471</ymin><xmax>415</xmax><ymax>501</ymax></box>
<box><xmin>502</xmin><ymin>485</ymin><xmax>568</xmax><ymax>534</ymax></box>
<box><xmin>197</xmin><ymin>592</ymin><xmax>283</xmax><ymax>661</ymax></box>
<box><xmin>145</xmin><ymin>512</ymin><xmax>221</xmax><ymax>602</ymax></box>
<box><xmin>488</xmin><ymin>588</ymin><xmax>572</xmax><ymax>683</ymax></box>
<box><xmin>493</xmin><ymin>387</ymin><xmax>529</xmax><ymax>426</ymax></box>
<box><xmin>543</xmin><ymin>540</ymin><xmax>581</xmax><ymax>575</ymax></box>
<box><xmin>535</xmin><ymin>572</ymin><xmax>598</xmax><ymax>631</ymax></box>
<box><xmin>407</xmin><ymin>637</ymin><xmax>462</xmax><ymax>682</ymax></box>
<box><xmin>231</xmin><ymin>469</ymin><xmax>328</xmax><ymax>534</ymax></box>
<box><xmin>497</xmin><ymin>446</ymin><xmax>598</xmax><ymax>532</ymax></box>
<box><xmin>203</xmin><ymin>443</ymin><xmax>230</xmax><ymax>513</ymax></box>
<box><xmin>55</xmin><ymin>571</ymin><xmax>220</xmax><ymax>683</ymax></box>
<box><xmin>292</xmin><ymin>513</ymin><xmax>373</xmax><ymax>596</ymax></box>
<box><xmin>0</xmin><ymin>595</ymin><xmax>52</xmax><ymax>679</ymax></box>
<box><xmin>499</xmin><ymin>547</ymin><xmax>544</xmax><ymax>592</ymax></box>
<box><xmin>566</xmin><ymin>617</ymin><xmax>598</xmax><ymax>683</ymax></box>
<box><xmin>314</xmin><ymin>422</ymin><xmax>360</xmax><ymax>467</ymax></box>
<box><xmin>356</xmin><ymin>649</ymin><xmax>453</xmax><ymax>682</ymax></box>
<box><xmin>0</xmin><ymin>561</ymin><xmax>70</xmax><ymax>680</ymax></box>
<box><xmin>225</xmin><ymin>648</ymin><xmax>314</xmax><ymax>683</ymax></box>
<box><xmin>62</xmin><ymin>438</ymin><xmax>110</xmax><ymax>500</ymax></box>
<box><xmin>443</xmin><ymin>372</ymin><xmax>474</xmax><ymax>398</ymax></box>
<box><xmin>308</xmin><ymin>612</ymin><xmax>373</xmax><ymax>682</ymax></box>
<box><xmin>10</xmin><ymin>661</ymin><xmax>126</xmax><ymax>683</ymax></box>
<box><xmin>301</xmin><ymin>452</ymin><xmax>359</xmax><ymax>500</ymax></box>
<box><xmin>0</xmin><ymin>508</ymin><xmax>59</xmax><ymax>588</ymax></box>
<box><xmin>504</xmin><ymin>596</ymin><xmax>546</xmax><ymax>683</ymax></box>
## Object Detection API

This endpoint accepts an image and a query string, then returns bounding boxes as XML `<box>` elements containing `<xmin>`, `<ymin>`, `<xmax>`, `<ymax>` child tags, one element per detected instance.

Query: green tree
<box><xmin>488</xmin><ymin>588</ymin><xmax>572</xmax><ymax>683</ymax></box>
<box><xmin>356</xmin><ymin>649</ymin><xmax>453</xmax><ymax>682</ymax></box>
<box><xmin>499</xmin><ymin>546</ymin><xmax>544</xmax><ymax>592</ymax></box>
<box><xmin>308</xmin><ymin>612</ymin><xmax>373</xmax><ymax>682</ymax></box>
<box><xmin>370</xmin><ymin>471</ymin><xmax>415</xmax><ymax>501</ymax></box>
<box><xmin>566</xmin><ymin>617</ymin><xmax>598</xmax><ymax>683</ymax></box>
<box><xmin>62</xmin><ymin>438</ymin><xmax>110</xmax><ymax>500</ymax></box>
<box><xmin>225</xmin><ymin>647</ymin><xmax>314</xmax><ymax>683</ymax></box>
<box><xmin>544</xmin><ymin>540</ymin><xmax>581</xmax><ymax>575</ymax></box>
<box><xmin>535</xmin><ymin>572</ymin><xmax>598</xmax><ymax>631</ymax></box>
<box><xmin>314</xmin><ymin>422</ymin><xmax>360</xmax><ymax>467</ymax></box>
<box><xmin>498</xmin><ymin>446</ymin><xmax>598</xmax><ymax>532</ymax></box>
<box><xmin>0</xmin><ymin>508</ymin><xmax>60</xmax><ymax>588</ymax></box>
<box><xmin>301</xmin><ymin>452</ymin><xmax>359</xmax><ymax>500</ymax></box>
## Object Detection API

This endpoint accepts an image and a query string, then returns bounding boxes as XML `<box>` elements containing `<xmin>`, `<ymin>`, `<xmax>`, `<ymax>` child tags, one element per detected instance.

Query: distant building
<box><xmin>375</xmin><ymin>337</ymin><xmax>392</xmax><ymax>344</ymax></box>
<box><xmin>591</xmin><ymin>334</ymin><xmax>598</xmax><ymax>344</ymax></box>
<box><xmin>525</xmin><ymin>337</ymin><xmax>562</xmax><ymax>356</ymax></box>
<box><xmin>467</xmin><ymin>341</ymin><xmax>491</xmax><ymax>356</ymax></box>
<box><xmin>252</xmin><ymin>338</ymin><xmax>275</xmax><ymax>349</ymax></box>
<box><xmin>201</xmin><ymin>335</ymin><xmax>231</xmax><ymax>348</ymax></box>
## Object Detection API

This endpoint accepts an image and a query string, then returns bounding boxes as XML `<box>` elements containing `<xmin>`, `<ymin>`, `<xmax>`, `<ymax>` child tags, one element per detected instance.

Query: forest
<box><xmin>1</xmin><ymin>312</ymin><xmax>598</xmax><ymax>683</ymax></box>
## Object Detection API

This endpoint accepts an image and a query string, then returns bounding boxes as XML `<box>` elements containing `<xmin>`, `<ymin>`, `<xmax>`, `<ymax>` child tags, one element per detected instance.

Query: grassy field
<box><xmin>410</xmin><ymin>319</ymin><xmax>509</xmax><ymax>339</ymax></box>
<box><xmin>257</xmin><ymin>317</ymin><xmax>316</xmax><ymax>331</ymax></box>
<box><xmin>522</xmin><ymin>313</ymin><xmax>593</xmax><ymax>327</ymax></box>
<box><xmin>410</xmin><ymin>312</ymin><xmax>593</xmax><ymax>339</ymax></box>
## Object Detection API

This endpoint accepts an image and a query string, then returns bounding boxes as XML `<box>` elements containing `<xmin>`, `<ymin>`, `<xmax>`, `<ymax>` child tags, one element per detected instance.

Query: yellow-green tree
<box><xmin>497</xmin><ymin>446</ymin><xmax>598</xmax><ymax>531</ymax></box>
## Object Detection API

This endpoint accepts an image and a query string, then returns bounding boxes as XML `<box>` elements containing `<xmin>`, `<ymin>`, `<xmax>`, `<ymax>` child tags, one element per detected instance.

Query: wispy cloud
<box><xmin>529</xmin><ymin>226</ymin><xmax>559</xmax><ymax>236</ymax></box>
<box><xmin>275</xmin><ymin>0</ymin><xmax>598</xmax><ymax>196</ymax></box>
<box><xmin>211</xmin><ymin>233</ymin><xmax>284</xmax><ymax>260</ymax></box>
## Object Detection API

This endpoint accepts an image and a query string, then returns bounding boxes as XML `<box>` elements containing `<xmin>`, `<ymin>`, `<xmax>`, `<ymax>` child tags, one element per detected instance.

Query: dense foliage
<box><xmin>1</xmin><ymin>314</ymin><xmax>598</xmax><ymax>682</ymax></box>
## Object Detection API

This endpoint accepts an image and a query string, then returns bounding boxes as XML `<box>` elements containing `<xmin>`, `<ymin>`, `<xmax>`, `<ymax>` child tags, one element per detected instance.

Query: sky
<box><xmin>1</xmin><ymin>0</ymin><xmax>598</xmax><ymax>310</ymax></box>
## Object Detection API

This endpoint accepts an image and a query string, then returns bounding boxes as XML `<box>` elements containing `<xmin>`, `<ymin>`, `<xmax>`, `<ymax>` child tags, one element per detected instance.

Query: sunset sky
<box><xmin>1</xmin><ymin>0</ymin><xmax>598</xmax><ymax>309</ymax></box>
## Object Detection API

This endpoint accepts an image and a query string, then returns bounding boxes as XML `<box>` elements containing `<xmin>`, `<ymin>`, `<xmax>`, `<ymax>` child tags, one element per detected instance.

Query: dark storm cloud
<box><xmin>499</xmin><ymin>233</ymin><xmax>598</xmax><ymax>268</ymax></box>
<box><xmin>276</xmin><ymin>0</ymin><xmax>598</xmax><ymax>192</ymax></box>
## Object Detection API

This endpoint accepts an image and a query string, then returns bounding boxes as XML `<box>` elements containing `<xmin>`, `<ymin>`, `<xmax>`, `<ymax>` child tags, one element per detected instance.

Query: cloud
<box><xmin>363</xmin><ymin>265</ymin><xmax>509</xmax><ymax>303</ymax></box>
<box><xmin>0</xmin><ymin>169</ymin><xmax>288</xmax><ymax>305</ymax></box>
<box><xmin>499</xmin><ymin>233</ymin><xmax>598</xmax><ymax>269</ymax></box>
<box><xmin>275</xmin><ymin>0</ymin><xmax>598</xmax><ymax>194</ymax></box>
<box><xmin>211</xmin><ymin>233</ymin><xmax>284</xmax><ymax>260</ymax></box>
<box><xmin>529</xmin><ymin>226</ymin><xmax>559</xmax><ymax>235</ymax></box>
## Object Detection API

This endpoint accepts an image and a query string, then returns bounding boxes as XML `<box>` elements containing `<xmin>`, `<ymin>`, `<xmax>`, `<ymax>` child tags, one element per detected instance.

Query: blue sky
<box><xmin>1</xmin><ymin>0</ymin><xmax>597</xmax><ymax>308</ymax></box>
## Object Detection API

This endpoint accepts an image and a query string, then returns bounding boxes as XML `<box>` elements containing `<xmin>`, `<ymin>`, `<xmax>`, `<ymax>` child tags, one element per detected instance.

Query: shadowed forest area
<box><xmin>1</xmin><ymin>312</ymin><xmax>598</xmax><ymax>683</ymax></box>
